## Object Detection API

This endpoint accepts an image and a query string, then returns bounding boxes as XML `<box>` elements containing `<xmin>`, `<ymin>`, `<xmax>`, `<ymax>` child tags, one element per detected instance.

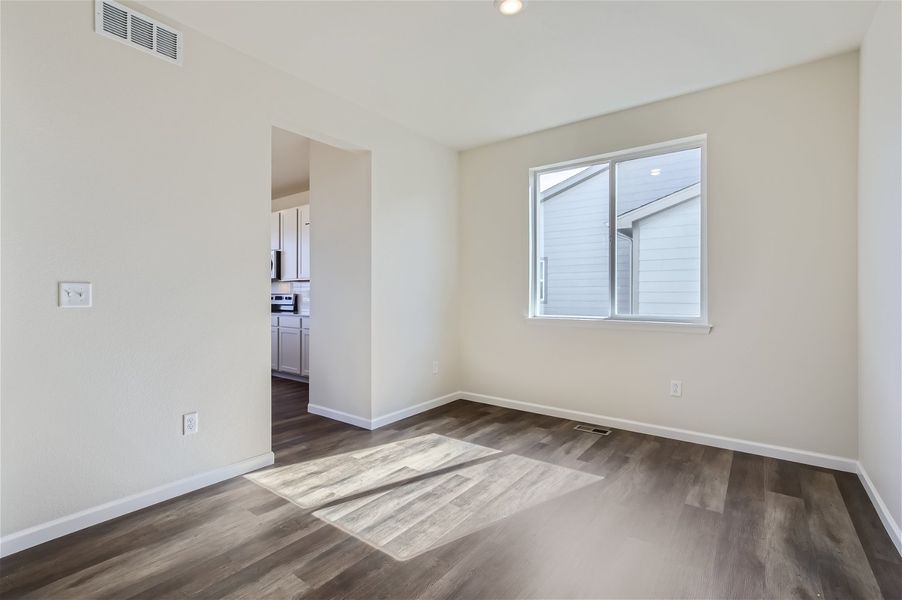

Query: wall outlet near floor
<box><xmin>432</xmin><ymin>360</ymin><xmax>439</xmax><ymax>375</ymax></box>
<box><xmin>670</xmin><ymin>380</ymin><xmax>682</xmax><ymax>397</ymax></box>
<box><xmin>183</xmin><ymin>412</ymin><xmax>199</xmax><ymax>435</ymax></box>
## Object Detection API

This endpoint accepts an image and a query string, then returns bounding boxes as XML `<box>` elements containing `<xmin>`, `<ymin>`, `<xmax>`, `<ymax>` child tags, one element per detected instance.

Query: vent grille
<box><xmin>95</xmin><ymin>0</ymin><xmax>182</xmax><ymax>65</ymax></box>
<box><xmin>129</xmin><ymin>14</ymin><xmax>154</xmax><ymax>49</ymax></box>
<box><xmin>574</xmin><ymin>424</ymin><xmax>612</xmax><ymax>436</ymax></box>
<box><xmin>155</xmin><ymin>27</ymin><xmax>179</xmax><ymax>61</ymax></box>
<box><xmin>101</xmin><ymin>2</ymin><xmax>127</xmax><ymax>39</ymax></box>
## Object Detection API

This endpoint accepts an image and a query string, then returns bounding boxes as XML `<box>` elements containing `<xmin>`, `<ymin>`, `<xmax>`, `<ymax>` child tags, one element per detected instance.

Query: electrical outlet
<box><xmin>183</xmin><ymin>412</ymin><xmax>199</xmax><ymax>435</ymax></box>
<box><xmin>432</xmin><ymin>360</ymin><xmax>439</xmax><ymax>375</ymax></box>
<box><xmin>59</xmin><ymin>282</ymin><xmax>92</xmax><ymax>308</ymax></box>
<box><xmin>670</xmin><ymin>380</ymin><xmax>682</xmax><ymax>398</ymax></box>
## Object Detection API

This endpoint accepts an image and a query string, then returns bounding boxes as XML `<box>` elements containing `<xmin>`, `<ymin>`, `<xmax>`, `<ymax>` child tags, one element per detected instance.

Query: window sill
<box><xmin>526</xmin><ymin>315</ymin><xmax>712</xmax><ymax>334</ymax></box>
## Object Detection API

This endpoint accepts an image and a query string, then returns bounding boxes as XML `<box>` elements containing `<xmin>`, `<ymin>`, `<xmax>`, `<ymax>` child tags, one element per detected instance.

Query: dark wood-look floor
<box><xmin>2</xmin><ymin>377</ymin><xmax>900</xmax><ymax>599</ymax></box>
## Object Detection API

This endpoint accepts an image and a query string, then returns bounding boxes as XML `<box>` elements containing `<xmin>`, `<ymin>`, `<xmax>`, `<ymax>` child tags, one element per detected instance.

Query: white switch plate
<box><xmin>183</xmin><ymin>412</ymin><xmax>199</xmax><ymax>435</ymax></box>
<box><xmin>59</xmin><ymin>282</ymin><xmax>92</xmax><ymax>308</ymax></box>
<box><xmin>432</xmin><ymin>360</ymin><xmax>439</xmax><ymax>375</ymax></box>
<box><xmin>670</xmin><ymin>380</ymin><xmax>682</xmax><ymax>397</ymax></box>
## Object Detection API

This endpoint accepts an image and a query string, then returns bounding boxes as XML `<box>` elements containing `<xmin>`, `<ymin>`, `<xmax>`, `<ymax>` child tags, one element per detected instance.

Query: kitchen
<box><xmin>270</xmin><ymin>127</ymin><xmax>311</xmax><ymax>380</ymax></box>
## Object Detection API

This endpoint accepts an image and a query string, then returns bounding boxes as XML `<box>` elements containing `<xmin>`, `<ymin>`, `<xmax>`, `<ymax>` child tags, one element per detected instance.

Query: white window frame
<box><xmin>528</xmin><ymin>135</ymin><xmax>710</xmax><ymax>333</ymax></box>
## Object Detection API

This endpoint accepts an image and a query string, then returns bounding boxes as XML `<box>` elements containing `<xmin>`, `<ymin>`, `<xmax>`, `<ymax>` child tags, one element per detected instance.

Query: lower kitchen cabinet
<box><xmin>277</xmin><ymin>327</ymin><xmax>302</xmax><ymax>375</ymax></box>
<box><xmin>301</xmin><ymin>328</ymin><xmax>310</xmax><ymax>377</ymax></box>
<box><xmin>272</xmin><ymin>316</ymin><xmax>308</xmax><ymax>378</ymax></box>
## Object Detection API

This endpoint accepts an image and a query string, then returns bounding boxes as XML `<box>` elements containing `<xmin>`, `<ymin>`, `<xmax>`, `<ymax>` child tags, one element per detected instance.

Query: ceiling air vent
<box><xmin>95</xmin><ymin>0</ymin><xmax>183</xmax><ymax>65</ymax></box>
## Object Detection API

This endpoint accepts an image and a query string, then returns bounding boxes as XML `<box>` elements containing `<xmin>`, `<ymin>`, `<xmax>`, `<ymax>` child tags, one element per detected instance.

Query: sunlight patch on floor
<box><xmin>247</xmin><ymin>433</ymin><xmax>603</xmax><ymax>560</ymax></box>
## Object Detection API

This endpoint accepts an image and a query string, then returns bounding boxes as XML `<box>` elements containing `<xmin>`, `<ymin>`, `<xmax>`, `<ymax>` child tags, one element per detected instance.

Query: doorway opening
<box><xmin>270</xmin><ymin>126</ymin><xmax>311</xmax><ymax>444</ymax></box>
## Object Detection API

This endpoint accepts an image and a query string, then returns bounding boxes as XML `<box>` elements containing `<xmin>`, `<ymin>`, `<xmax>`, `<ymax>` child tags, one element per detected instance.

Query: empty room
<box><xmin>1</xmin><ymin>0</ymin><xmax>900</xmax><ymax>598</ymax></box>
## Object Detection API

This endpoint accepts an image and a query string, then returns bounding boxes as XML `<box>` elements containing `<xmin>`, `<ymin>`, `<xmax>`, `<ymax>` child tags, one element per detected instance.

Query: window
<box><xmin>531</xmin><ymin>136</ymin><xmax>706</xmax><ymax>325</ymax></box>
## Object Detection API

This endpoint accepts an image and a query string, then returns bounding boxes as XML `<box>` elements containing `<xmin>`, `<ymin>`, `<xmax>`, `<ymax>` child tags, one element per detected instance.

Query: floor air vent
<box><xmin>574</xmin><ymin>424</ymin><xmax>612</xmax><ymax>436</ymax></box>
<box><xmin>95</xmin><ymin>0</ymin><xmax>183</xmax><ymax>65</ymax></box>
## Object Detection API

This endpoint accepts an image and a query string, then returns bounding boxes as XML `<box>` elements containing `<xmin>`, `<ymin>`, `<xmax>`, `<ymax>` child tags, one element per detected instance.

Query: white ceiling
<box><xmin>146</xmin><ymin>1</ymin><xmax>877</xmax><ymax>149</ymax></box>
<box><xmin>271</xmin><ymin>127</ymin><xmax>310</xmax><ymax>199</ymax></box>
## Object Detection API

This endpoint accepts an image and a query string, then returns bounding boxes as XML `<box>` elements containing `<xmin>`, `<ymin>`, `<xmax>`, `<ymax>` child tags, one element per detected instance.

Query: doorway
<box><xmin>271</xmin><ymin>127</ymin><xmax>312</xmax><ymax>447</ymax></box>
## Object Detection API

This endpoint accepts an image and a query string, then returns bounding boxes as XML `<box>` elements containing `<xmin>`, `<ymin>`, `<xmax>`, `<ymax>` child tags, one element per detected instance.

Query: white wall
<box><xmin>858</xmin><ymin>0</ymin><xmax>902</xmax><ymax>535</ymax></box>
<box><xmin>309</xmin><ymin>142</ymin><xmax>373</xmax><ymax>419</ymax></box>
<box><xmin>371</xmin><ymin>137</ymin><xmax>461</xmax><ymax>417</ymax></box>
<box><xmin>0</xmin><ymin>0</ymin><xmax>458</xmax><ymax>537</ymax></box>
<box><xmin>460</xmin><ymin>53</ymin><xmax>860</xmax><ymax>458</ymax></box>
<box><xmin>272</xmin><ymin>191</ymin><xmax>309</xmax><ymax>213</ymax></box>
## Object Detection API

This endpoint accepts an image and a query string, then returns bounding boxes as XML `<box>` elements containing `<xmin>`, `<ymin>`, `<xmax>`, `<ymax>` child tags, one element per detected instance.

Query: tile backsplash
<box><xmin>272</xmin><ymin>280</ymin><xmax>311</xmax><ymax>314</ymax></box>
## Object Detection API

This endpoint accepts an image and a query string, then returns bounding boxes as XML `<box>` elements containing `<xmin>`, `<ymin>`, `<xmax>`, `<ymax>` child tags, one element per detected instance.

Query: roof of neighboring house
<box><xmin>539</xmin><ymin>164</ymin><xmax>608</xmax><ymax>202</ymax></box>
<box><xmin>616</xmin><ymin>182</ymin><xmax>701</xmax><ymax>229</ymax></box>
<box><xmin>616</xmin><ymin>148</ymin><xmax>701</xmax><ymax>214</ymax></box>
<box><xmin>540</xmin><ymin>147</ymin><xmax>701</xmax><ymax>222</ymax></box>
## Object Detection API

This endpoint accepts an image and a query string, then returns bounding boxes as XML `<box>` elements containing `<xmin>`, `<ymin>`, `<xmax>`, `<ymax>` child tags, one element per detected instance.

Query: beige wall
<box><xmin>0</xmin><ymin>1</ymin><xmax>459</xmax><ymax>536</ymax></box>
<box><xmin>272</xmin><ymin>190</ymin><xmax>309</xmax><ymax>212</ymax></box>
<box><xmin>858</xmin><ymin>0</ymin><xmax>902</xmax><ymax>532</ymax></box>
<box><xmin>459</xmin><ymin>53</ymin><xmax>860</xmax><ymax>458</ymax></box>
<box><xmin>371</xmin><ymin>139</ymin><xmax>461</xmax><ymax>417</ymax></box>
<box><xmin>309</xmin><ymin>142</ymin><xmax>373</xmax><ymax>419</ymax></box>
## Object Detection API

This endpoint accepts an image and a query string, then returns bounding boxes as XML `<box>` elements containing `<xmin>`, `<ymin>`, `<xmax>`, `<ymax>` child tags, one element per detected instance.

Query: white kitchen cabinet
<box><xmin>301</xmin><ymin>328</ymin><xmax>310</xmax><ymax>377</ymax></box>
<box><xmin>278</xmin><ymin>327</ymin><xmax>302</xmax><ymax>374</ymax></box>
<box><xmin>270</xmin><ymin>212</ymin><xmax>281</xmax><ymax>251</ymax></box>
<box><xmin>279</xmin><ymin>207</ymin><xmax>299</xmax><ymax>281</ymax></box>
<box><xmin>298</xmin><ymin>205</ymin><xmax>310</xmax><ymax>280</ymax></box>
<box><xmin>277</xmin><ymin>205</ymin><xmax>310</xmax><ymax>282</ymax></box>
<box><xmin>271</xmin><ymin>327</ymin><xmax>279</xmax><ymax>370</ymax></box>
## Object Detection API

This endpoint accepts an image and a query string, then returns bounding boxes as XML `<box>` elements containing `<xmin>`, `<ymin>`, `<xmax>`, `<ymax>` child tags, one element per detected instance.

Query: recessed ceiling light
<box><xmin>650</xmin><ymin>168</ymin><xmax>662</xmax><ymax>176</ymax></box>
<box><xmin>495</xmin><ymin>0</ymin><xmax>525</xmax><ymax>16</ymax></box>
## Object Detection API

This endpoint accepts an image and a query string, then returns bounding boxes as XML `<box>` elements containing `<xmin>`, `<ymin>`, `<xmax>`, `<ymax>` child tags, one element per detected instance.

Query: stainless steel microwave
<box><xmin>271</xmin><ymin>250</ymin><xmax>281</xmax><ymax>280</ymax></box>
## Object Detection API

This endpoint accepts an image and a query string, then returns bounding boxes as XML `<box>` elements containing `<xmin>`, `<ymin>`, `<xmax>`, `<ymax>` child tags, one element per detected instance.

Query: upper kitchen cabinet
<box><xmin>299</xmin><ymin>204</ymin><xmax>310</xmax><ymax>280</ymax></box>
<box><xmin>277</xmin><ymin>205</ymin><xmax>310</xmax><ymax>281</ymax></box>
<box><xmin>280</xmin><ymin>207</ymin><xmax>299</xmax><ymax>280</ymax></box>
<box><xmin>270</xmin><ymin>212</ymin><xmax>281</xmax><ymax>251</ymax></box>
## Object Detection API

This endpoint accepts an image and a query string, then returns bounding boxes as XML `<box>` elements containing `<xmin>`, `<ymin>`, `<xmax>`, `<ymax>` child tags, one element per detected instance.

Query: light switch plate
<box><xmin>59</xmin><ymin>282</ymin><xmax>92</xmax><ymax>308</ymax></box>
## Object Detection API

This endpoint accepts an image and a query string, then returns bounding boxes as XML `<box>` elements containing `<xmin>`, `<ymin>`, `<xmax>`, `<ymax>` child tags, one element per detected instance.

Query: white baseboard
<box><xmin>309</xmin><ymin>391</ymin><xmax>460</xmax><ymax>431</ymax></box>
<box><xmin>458</xmin><ymin>391</ymin><xmax>859</xmax><ymax>473</ymax></box>
<box><xmin>0</xmin><ymin>451</ymin><xmax>274</xmax><ymax>559</ymax></box>
<box><xmin>857</xmin><ymin>463</ymin><xmax>902</xmax><ymax>555</ymax></box>
<box><xmin>371</xmin><ymin>392</ymin><xmax>460</xmax><ymax>429</ymax></box>
<box><xmin>308</xmin><ymin>403</ymin><xmax>372</xmax><ymax>429</ymax></box>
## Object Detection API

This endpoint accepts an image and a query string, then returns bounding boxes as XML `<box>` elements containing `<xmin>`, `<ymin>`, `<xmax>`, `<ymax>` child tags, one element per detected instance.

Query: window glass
<box><xmin>532</xmin><ymin>141</ymin><xmax>704</xmax><ymax>322</ymax></box>
<box><xmin>536</xmin><ymin>164</ymin><xmax>610</xmax><ymax>317</ymax></box>
<box><xmin>615</xmin><ymin>148</ymin><xmax>701</xmax><ymax>318</ymax></box>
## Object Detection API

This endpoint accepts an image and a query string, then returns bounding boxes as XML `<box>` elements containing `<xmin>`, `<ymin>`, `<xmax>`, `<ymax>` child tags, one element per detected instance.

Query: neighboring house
<box><xmin>538</xmin><ymin>148</ymin><xmax>701</xmax><ymax>317</ymax></box>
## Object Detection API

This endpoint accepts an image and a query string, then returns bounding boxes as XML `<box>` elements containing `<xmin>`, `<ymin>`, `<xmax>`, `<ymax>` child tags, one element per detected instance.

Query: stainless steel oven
<box><xmin>271</xmin><ymin>294</ymin><xmax>297</xmax><ymax>313</ymax></box>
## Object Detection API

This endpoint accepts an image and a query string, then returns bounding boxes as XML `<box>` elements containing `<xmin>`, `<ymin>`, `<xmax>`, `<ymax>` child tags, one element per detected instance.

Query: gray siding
<box><xmin>633</xmin><ymin>197</ymin><xmax>701</xmax><ymax>317</ymax></box>
<box><xmin>615</xmin><ymin>234</ymin><xmax>632</xmax><ymax>314</ymax></box>
<box><xmin>539</xmin><ymin>171</ymin><xmax>609</xmax><ymax>317</ymax></box>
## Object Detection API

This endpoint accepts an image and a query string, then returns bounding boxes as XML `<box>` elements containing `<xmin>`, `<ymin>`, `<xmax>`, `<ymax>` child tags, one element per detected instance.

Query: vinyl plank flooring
<box><xmin>1</xmin><ymin>377</ymin><xmax>899</xmax><ymax>600</ymax></box>
<box><xmin>763</xmin><ymin>491</ymin><xmax>823</xmax><ymax>599</ymax></box>
<box><xmin>685</xmin><ymin>445</ymin><xmax>733</xmax><ymax>513</ymax></box>
<box><xmin>712</xmin><ymin>451</ymin><xmax>767</xmax><ymax>599</ymax></box>
<box><xmin>834</xmin><ymin>471</ymin><xmax>902</xmax><ymax>599</ymax></box>
<box><xmin>800</xmin><ymin>469</ymin><xmax>884</xmax><ymax>600</ymax></box>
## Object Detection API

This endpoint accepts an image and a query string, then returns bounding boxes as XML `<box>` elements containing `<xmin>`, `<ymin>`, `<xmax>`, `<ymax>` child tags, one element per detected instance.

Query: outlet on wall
<box><xmin>59</xmin><ymin>282</ymin><xmax>92</xmax><ymax>308</ymax></box>
<box><xmin>432</xmin><ymin>360</ymin><xmax>439</xmax><ymax>375</ymax></box>
<box><xmin>183</xmin><ymin>412</ymin><xmax>199</xmax><ymax>435</ymax></box>
<box><xmin>670</xmin><ymin>380</ymin><xmax>682</xmax><ymax>398</ymax></box>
